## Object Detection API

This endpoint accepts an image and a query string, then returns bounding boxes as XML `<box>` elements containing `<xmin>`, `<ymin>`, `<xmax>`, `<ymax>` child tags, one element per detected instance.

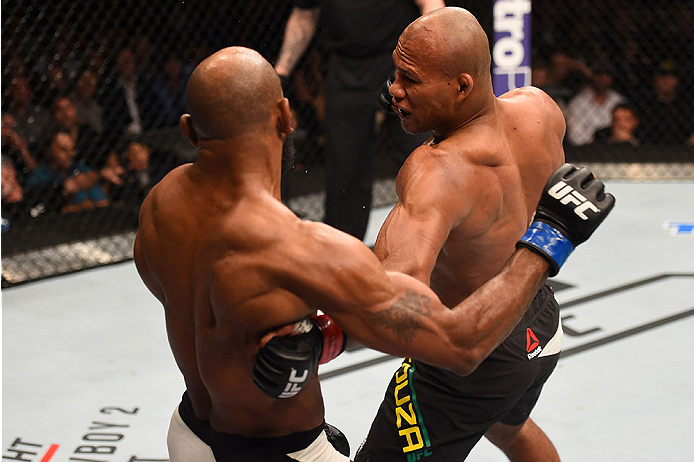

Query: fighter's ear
<box><xmin>456</xmin><ymin>73</ymin><xmax>474</xmax><ymax>100</ymax></box>
<box><xmin>180</xmin><ymin>114</ymin><xmax>198</xmax><ymax>146</ymax></box>
<box><xmin>277</xmin><ymin>97</ymin><xmax>294</xmax><ymax>135</ymax></box>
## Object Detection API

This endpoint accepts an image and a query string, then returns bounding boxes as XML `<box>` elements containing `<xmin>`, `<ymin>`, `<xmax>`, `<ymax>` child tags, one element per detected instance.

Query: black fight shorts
<box><xmin>355</xmin><ymin>282</ymin><xmax>562</xmax><ymax>462</ymax></box>
<box><xmin>168</xmin><ymin>391</ymin><xmax>350</xmax><ymax>462</ymax></box>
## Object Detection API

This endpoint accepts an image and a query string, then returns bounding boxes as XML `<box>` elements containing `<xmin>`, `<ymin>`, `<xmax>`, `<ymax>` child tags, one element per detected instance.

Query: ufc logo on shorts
<box><xmin>548</xmin><ymin>181</ymin><xmax>599</xmax><ymax>220</ymax></box>
<box><xmin>279</xmin><ymin>368</ymin><xmax>309</xmax><ymax>398</ymax></box>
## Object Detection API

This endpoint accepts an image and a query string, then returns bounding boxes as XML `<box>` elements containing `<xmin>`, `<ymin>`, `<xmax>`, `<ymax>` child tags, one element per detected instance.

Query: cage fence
<box><xmin>2</xmin><ymin>0</ymin><xmax>692</xmax><ymax>286</ymax></box>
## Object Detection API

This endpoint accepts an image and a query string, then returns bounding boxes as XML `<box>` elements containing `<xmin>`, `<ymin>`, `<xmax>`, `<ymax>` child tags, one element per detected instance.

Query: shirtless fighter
<box><xmin>134</xmin><ymin>46</ymin><xmax>613</xmax><ymax>461</ymax></box>
<box><xmin>255</xmin><ymin>7</ymin><xmax>615</xmax><ymax>461</ymax></box>
<box><xmin>358</xmin><ymin>7</ymin><xmax>588</xmax><ymax>460</ymax></box>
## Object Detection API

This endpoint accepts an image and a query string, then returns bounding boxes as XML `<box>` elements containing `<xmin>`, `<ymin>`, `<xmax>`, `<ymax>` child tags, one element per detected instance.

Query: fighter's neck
<box><xmin>192</xmin><ymin>137</ymin><xmax>282</xmax><ymax>199</ymax></box>
<box><xmin>432</xmin><ymin>92</ymin><xmax>496</xmax><ymax>143</ymax></box>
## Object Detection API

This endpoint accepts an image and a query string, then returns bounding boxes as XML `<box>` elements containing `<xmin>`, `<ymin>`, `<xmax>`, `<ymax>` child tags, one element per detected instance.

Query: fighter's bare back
<box><xmin>134</xmin><ymin>161</ymin><xmax>326</xmax><ymax>437</ymax></box>
<box><xmin>376</xmin><ymin>86</ymin><xmax>565</xmax><ymax>307</ymax></box>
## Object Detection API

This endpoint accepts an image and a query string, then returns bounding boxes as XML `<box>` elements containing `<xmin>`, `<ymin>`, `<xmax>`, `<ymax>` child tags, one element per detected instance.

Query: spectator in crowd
<box><xmin>1</xmin><ymin>155</ymin><xmax>28</xmax><ymax>230</ymax></box>
<box><xmin>103</xmin><ymin>48</ymin><xmax>159</xmax><ymax>142</ymax></box>
<box><xmin>25</xmin><ymin>131</ymin><xmax>109</xmax><ymax>213</ymax></box>
<box><xmin>274</xmin><ymin>0</ymin><xmax>444</xmax><ymax>241</ymax></box>
<box><xmin>1</xmin><ymin>155</ymin><xmax>24</xmax><ymax>207</ymax></box>
<box><xmin>638</xmin><ymin>61</ymin><xmax>694</xmax><ymax>146</ymax></box>
<box><xmin>103</xmin><ymin>141</ymin><xmax>161</xmax><ymax>205</ymax></box>
<box><xmin>5</xmin><ymin>75</ymin><xmax>53</xmax><ymax>153</ymax></box>
<box><xmin>51</xmin><ymin>95</ymin><xmax>108</xmax><ymax>168</ymax></box>
<box><xmin>45</xmin><ymin>63</ymin><xmax>73</xmax><ymax>97</ymax></box>
<box><xmin>565</xmin><ymin>62</ymin><xmax>625</xmax><ymax>145</ymax></box>
<box><xmin>84</xmin><ymin>36</ymin><xmax>109</xmax><ymax>79</ymax></box>
<box><xmin>2</xmin><ymin>47</ymin><xmax>28</xmax><ymax>83</ymax></box>
<box><xmin>133</xmin><ymin>34</ymin><xmax>158</xmax><ymax>80</ymax></box>
<box><xmin>592</xmin><ymin>103</ymin><xmax>641</xmax><ymax>147</ymax></box>
<box><xmin>2</xmin><ymin>112</ymin><xmax>38</xmax><ymax>182</ymax></box>
<box><xmin>73</xmin><ymin>69</ymin><xmax>104</xmax><ymax>134</ymax></box>
<box><xmin>1</xmin><ymin>152</ymin><xmax>51</xmax><ymax>226</ymax></box>
<box><xmin>152</xmin><ymin>57</ymin><xmax>189</xmax><ymax>127</ymax></box>
<box><xmin>532</xmin><ymin>51</ymin><xmax>592</xmax><ymax>112</ymax></box>
<box><xmin>34</xmin><ymin>27</ymin><xmax>81</xmax><ymax>76</ymax></box>
<box><xmin>612</xmin><ymin>37</ymin><xmax>653</xmax><ymax>101</ymax></box>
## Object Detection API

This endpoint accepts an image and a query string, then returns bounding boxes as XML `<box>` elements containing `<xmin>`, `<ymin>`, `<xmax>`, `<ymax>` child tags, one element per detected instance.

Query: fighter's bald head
<box><xmin>185</xmin><ymin>47</ymin><xmax>283</xmax><ymax>140</ymax></box>
<box><xmin>400</xmin><ymin>7</ymin><xmax>491</xmax><ymax>85</ymax></box>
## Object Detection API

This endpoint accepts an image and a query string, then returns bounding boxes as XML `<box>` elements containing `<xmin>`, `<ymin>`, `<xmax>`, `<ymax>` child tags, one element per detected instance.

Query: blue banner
<box><xmin>492</xmin><ymin>0</ymin><xmax>532</xmax><ymax>97</ymax></box>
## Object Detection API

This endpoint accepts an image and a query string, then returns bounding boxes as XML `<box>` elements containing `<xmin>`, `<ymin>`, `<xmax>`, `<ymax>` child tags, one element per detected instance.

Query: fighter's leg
<box><xmin>484</xmin><ymin>334</ymin><xmax>561</xmax><ymax>462</ymax></box>
<box><xmin>484</xmin><ymin>418</ymin><xmax>560</xmax><ymax>462</ymax></box>
<box><xmin>355</xmin><ymin>358</ymin><xmax>488</xmax><ymax>462</ymax></box>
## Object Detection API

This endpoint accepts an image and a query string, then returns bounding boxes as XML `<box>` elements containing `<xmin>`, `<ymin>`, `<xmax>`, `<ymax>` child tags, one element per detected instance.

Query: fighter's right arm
<box><xmin>255</xmin><ymin>165</ymin><xmax>614</xmax><ymax>395</ymax></box>
<box><xmin>285</xmin><ymin>228</ymin><xmax>550</xmax><ymax>376</ymax></box>
<box><xmin>274</xmin><ymin>6</ymin><xmax>320</xmax><ymax>78</ymax></box>
<box><xmin>253</xmin><ymin>241</ymin><xmax>550</xmax><ymax>397</ymax></box>
<box><xmin>374</xmin><ymin>148</ymin><xmax>473</xmax><ymax>284</ymax></box>
<box><xmin>297</xmin><ymin>164</ymin><xmax>613</xmax><ymax>373</ymax></box>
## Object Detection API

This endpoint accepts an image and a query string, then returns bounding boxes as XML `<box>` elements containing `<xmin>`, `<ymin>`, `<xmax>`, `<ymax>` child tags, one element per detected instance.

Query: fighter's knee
<box><xmin>485</xmin><ymin>420</ymin><xmax>526</xmax><ymax>447</ymax></box>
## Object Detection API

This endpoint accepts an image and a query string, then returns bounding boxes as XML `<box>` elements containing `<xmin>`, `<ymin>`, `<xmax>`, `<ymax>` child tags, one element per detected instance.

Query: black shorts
<box><xmin>175</xmin><ymin>392</ymin><xmax>350</xmax><ymax>461</ymax></box>
<box><xmin>355</xmin><ymin>282</ymin><xmax>562</xmax><ymax>462</ymax></box>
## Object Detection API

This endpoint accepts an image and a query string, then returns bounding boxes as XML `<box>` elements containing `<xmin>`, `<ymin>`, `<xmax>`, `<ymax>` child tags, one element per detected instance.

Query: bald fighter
<box><xmin>134</xmin><ymin>47</ymin><xmax>612</xmax><ymax>461</ymax></box>
<box><xmin>355</xmin><ymin>8</ymin><xmax>579</xmax><ymax>461</ymax></box>
<box><xmin>257</xmin><ymin>7</ymin><xmax>615</xmax><ymax>461</ymax></box>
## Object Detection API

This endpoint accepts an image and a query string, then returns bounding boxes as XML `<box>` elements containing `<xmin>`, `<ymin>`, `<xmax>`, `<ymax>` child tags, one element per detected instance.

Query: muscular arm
<box><xmin>288</xmin><ymin>223</ymin><xmax>549</xmax><ymax>376</ymax></box>
<box><xmin>274</xmin><ymin>6</ymin><xmax>320</xmax><ymax>77</ymax></box>
<box><xmin>374</xmin><ymin>150</ymin><xmax>472</xmax><ymax>284</ymax></box>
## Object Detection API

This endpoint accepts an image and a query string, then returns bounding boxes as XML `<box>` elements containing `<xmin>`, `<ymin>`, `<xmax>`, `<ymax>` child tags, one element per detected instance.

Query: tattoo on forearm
<box><xmin>364</xmin><ymin>290</ymin><xmax>432</xmax><ymax>343</ymax></box>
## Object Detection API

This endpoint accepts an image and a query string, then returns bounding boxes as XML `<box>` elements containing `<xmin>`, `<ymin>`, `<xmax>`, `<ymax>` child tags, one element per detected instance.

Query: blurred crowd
<box><xmin>2</xmin><ymin>33</ymin><xmax>186</xmax><ymax>227</ymax></box>
<box><xmin>531</xmin><ymin>0</ymin><xmax>694</xmax><ymax>148</ymax></box>
<box><xmin>2</xmin><ymin>0</ymin><xmax>693</xmax><ymax>233</ymax></box>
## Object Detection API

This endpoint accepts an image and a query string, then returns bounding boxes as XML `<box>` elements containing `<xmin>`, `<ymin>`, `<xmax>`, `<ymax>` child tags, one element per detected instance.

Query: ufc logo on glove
<box><xmin>547</xmin><ymin>181</ymin><xmax>600</xmax><ymax>220</ymax></box>
<box><xmin>279</xmin><ymin>368</ymin><xmax>310</xmax><ymax>398</ymax></box>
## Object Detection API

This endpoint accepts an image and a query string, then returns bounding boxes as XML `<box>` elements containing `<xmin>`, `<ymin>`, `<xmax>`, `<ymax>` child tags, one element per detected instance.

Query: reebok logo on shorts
<box><xmin>526</xmin><ymin>328</ymin><xmax>542</xmax><ymax>360</ymax></box>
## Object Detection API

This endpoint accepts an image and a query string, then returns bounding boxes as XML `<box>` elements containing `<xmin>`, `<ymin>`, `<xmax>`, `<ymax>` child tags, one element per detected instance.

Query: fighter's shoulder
<box><xmin>398</xmin><ymin>145</ymin><xmax>450</xmax><ymax>191</ymax></box>
<box><xmin>500</xmin><ymin>86</ymin><xmax>565</xmax><ymax>133</ymax></box>
<box><xmin>502</xmin><ymin>86</ymin><xmax>563</xmax><ymax>114</ymax></box>
<box><xmin>142</xmin><ymin>164</ymin><xmax>188</xmax><ymax>203</ymax></box>
<box><xmin>138</xmin><ymin>164</ymin><xmax>188</xmax><ymax>221</ymax></box>
<box><xmin>400</xmin><ymin>144</ymin><xmax>461</xmax><ymax>176</ymax></box>
<box><xmin>501</xmin><ymin>85</ymin><xmax>550</xmax><ymax>101</ymax></box>
<box><xmin>397</xmin><ymin>144</ymin><xmax>479</xmax><ymax>203</ymax></box>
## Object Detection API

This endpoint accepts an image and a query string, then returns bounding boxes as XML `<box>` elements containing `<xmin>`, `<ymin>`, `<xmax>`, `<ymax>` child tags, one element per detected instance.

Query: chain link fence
<box><xmin>532</xmin><ymin>0</ymin><xmax>694</xmax><ymax>175</ymax></box>
<box><xmin>2</xmin><ymin>0</ymin><xmax>692</xmax><ymax>286</ymax></box>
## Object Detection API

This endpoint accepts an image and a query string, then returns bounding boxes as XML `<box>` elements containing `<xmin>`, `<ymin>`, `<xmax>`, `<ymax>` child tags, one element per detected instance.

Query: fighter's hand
<box><xmin>252</xmin><ymin>314</ymin><xmax>348</xmax><ymax>399</ymax></box>
<box><xmin>517</xmin><ymin>163</ymin><xmax>615</xmax><ymax>276</ymax></box>
<box><xmin>378</xmin><ymin>71</ymin><xmax>396</xmax><ymax>113</ymax></box>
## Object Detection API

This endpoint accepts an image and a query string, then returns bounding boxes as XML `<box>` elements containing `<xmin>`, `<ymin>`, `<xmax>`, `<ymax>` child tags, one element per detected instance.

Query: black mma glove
<box><xmin>253</xmin><ymin>314</ymin><xmax>348</xmax><ymax>399</ymax></box>
<box><xmin>517</xmin><ymin>163</ymin><xmax>615</xmax><ymax>276</ymax></box>
<box><xmin>378</xmin><ymin>71</ymin><xmax>396</xmax><ymax>113</ymax></box>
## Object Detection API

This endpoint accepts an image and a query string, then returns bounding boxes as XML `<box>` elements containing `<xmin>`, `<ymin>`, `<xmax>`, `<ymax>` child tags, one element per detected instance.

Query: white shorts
<box><xmin>167</xmin><ymin>406</ymin><xmax>350</xmax><ymax>462</ymax></box>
